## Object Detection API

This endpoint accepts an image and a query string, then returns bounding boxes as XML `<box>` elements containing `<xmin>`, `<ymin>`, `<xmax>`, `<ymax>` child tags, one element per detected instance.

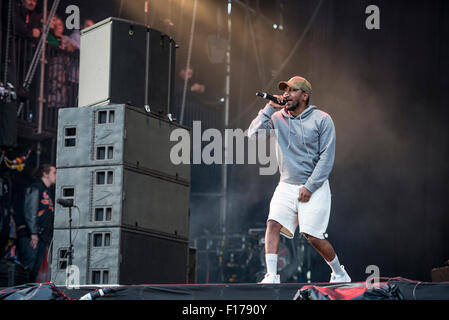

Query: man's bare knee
<box><xmin>302</xmin><ymin>232</ymin><xmax>319</xmax><ymax>245</ymax></box>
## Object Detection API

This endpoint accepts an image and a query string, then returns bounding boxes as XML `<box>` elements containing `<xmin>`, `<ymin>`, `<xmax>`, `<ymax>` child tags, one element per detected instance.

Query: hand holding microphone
<box><xmin>269</xmin><ymin>95</ymin><xmax>287</xmax><ymax>110</ymax></box>
<box><xmin>256</xmin><ymin>92</ymin><xmax>285</xmax><ymax>108</ymax></box>
<box><xmin>256</xmin><ymin>92</ymin><xmax>296</xmax><ymax>111</ymax></box>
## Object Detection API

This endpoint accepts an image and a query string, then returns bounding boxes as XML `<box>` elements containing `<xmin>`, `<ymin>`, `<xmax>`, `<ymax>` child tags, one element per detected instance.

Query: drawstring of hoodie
<box><xmin>287</xmin><ymin>115</ymin><xmax>292</xmax><ymax>149</ymax></box>
<box><xmin>300</xmin><ymin>114</ymin><xmax>313</xmax><ymax>158</ymax></box>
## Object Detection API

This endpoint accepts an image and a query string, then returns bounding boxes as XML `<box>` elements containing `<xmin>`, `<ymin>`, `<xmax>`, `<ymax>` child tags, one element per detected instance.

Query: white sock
<box><xmin>327</xmin><ymin>255</ymin><xmax>345</xmax><ymax>276</ymax></box>
<box><xmin>265</xmin><ymin>254</ymin><xmax>278</xmax><ymax>274</ymax></box>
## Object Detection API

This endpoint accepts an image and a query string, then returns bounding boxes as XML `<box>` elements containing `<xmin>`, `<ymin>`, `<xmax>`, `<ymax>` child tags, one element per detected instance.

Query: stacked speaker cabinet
<box><xmin>51</xmin><ymin>104</ymin><xmax>191</xmax><ymax>285</ymax></box>
<box><xmin>78</xmin><ymin>17</ymin><xmax>176</xmax><ymax>115</ymax></box>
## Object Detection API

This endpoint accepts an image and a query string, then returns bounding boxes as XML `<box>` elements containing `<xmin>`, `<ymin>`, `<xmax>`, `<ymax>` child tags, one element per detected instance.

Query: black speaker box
<box><xmin>119</xmin><ymin>230</ymin><xmax>189</xmax><ymax>285</ymax></box>
<box><xmin>79</xmin><ymin>18</ymin><xmax>176</xmax><ymax>116</ymax></box>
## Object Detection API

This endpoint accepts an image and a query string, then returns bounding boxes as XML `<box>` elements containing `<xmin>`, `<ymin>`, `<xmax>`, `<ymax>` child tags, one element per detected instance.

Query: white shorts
<box><xmin>268</xmin><ymin>180</ymin><xmax>331</xmax><ymax>240</ymax></box>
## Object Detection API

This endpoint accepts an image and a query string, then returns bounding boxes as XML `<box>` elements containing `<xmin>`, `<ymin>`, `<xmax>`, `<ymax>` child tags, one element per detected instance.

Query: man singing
<box><xmin>248</xmin><ymin>76</ymin><xmax>351</xmax><ymax>284</ymax></box>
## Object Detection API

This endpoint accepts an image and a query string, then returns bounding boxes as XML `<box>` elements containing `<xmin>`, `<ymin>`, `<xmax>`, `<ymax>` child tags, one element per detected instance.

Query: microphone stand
<box><xmin>58</xmin><ymin>199</ymin><xmax>75</xmax><ymax>283</ymax></box>
<box><xmin>68</xmin><ymin>205</ymin><xmax>73</xmax><ymax>267</ymax></box>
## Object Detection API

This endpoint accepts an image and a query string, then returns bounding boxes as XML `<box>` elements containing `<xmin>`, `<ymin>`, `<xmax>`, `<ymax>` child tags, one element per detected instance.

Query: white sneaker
<box><xmin>329</xmin><ymin>265</ymin><xmax>351</xmax><ymax>283</ymax></box>
<box><xmin>259</xmin><ymin>272</ymin><xmax>281</xmax><ymax>284</ymax></box>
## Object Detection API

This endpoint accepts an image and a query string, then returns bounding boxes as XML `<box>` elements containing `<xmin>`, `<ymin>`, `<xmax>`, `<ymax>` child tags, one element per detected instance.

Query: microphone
<box><xmin>57</xmin><ymin>198</ymin><xmax>74</xmax><ymax>208</ymax></box>
<box><xmin>256</xmin><ymin>92</ymin><xmax>286</xmax><ymax>106</ymax></box>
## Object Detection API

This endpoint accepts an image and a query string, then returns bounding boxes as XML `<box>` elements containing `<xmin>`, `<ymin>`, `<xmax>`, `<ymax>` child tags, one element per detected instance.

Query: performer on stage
<box><xmin>248</xmin><ymin>76</ymin><xmax>351</xmax><ymax>284</ymax></box>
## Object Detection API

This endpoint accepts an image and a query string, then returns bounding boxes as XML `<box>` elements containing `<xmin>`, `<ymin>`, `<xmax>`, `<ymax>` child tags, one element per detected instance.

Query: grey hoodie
<box><xmin>248</xmin><ymin>104</ymin><xmax>336</xmax><ymax>193</ymax></box>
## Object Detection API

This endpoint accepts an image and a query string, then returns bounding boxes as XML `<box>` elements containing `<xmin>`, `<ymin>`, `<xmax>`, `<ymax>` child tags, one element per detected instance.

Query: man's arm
<box><xmin>30</xmin><ymin>12</ymin><xmax>43</xmax><ymax>38</ymax></box>
<box><xmin>304</xmin><ymin>115</ymin><xmax>336</xmax><ymax>194</ymax></box>
<box><xmin>248</xmin><ymin>104</ymin><xmax>277</xmax><ymax>138</ymax></box>
<box><xmin>23</xmin><ymin>186</ymin><xmax>39</xmax><ymax>235</ymax></box>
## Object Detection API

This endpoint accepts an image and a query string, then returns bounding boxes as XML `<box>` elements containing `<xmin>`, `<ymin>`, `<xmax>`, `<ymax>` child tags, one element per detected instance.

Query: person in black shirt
<box><xmin>1</xmin><ymin>0</ymin><xmax>42</xmax><ymax>39</ymax></box>
<box><xmin>1</xmin><ymin>0</ymin><xmax>42</xmax><ymax>88</ymax></box>
<box><xmin>173</xmin><ymin>67</ymin><xmax>208</xmax><ymax>125</ymax></box>
<box><xmin>16</xmin><ymin>164</ymin><xmax>56</xmax><ymax>282</ymax></box>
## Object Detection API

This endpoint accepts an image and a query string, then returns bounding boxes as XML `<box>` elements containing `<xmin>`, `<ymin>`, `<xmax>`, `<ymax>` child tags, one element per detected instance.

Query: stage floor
<box><xmin>1</xmin><ymin>277</ymin><xmax>448</xmax><ymax>300</ymax></box>
<box><xmin>56</xmin><ymin>277</ymin><xmax>449</xmax><ymax>300</ymax></box>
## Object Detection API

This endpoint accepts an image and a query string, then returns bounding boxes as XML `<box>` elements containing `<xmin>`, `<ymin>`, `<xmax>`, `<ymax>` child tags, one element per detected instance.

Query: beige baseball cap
<box><xmin>278</xmin><ymin>76</ymin><xmax>312</xmax><ymax>94</ymax></box>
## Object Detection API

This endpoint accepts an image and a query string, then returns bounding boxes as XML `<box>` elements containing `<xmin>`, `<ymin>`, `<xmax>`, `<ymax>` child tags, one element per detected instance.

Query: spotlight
<box><xmin>273</xmin><ymin>24</ymin><xmax>278</xmax><ymax>29</ymax></box>
<box><xmin>278</xmin><ymin>25</ymin><xmax>284</xmax><ymax>31</ymax></box>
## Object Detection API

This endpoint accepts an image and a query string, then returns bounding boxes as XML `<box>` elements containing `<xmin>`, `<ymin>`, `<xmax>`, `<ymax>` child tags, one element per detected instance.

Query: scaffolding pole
<box><xmin>220</xmin><ymin>0</ymin><xmax>233</xmax><ymax>237</ymax></box>
<box><xmin>180</xmin><ymin>0</ymin><xmax>198</xmax><ymax>125</ymax></box>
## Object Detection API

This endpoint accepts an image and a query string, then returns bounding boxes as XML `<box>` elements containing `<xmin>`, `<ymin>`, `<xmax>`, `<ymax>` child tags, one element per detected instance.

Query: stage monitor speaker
<box><xmin>0</xmin><ymin>102</ymin><xmax>17</xmax><ymax>148</ymax></box>
<box><xmin>78</xmin><ymin>17</ymin><xmax>176</xmax><ymax>116</ymax></box>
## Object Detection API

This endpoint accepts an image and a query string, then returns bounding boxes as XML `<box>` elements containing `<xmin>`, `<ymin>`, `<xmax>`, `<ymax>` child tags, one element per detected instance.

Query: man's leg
<box><xmin>262</xmin><ymin>182</ymin><xmax>298</xmax><ymax>283</ymax></box>
<box><xmin>30</xmin><ymin>241</ymin><xmax>47</xmax><ymax>283</ymax></box>
<box><xmin>265</xmin><ymin>220</ymin><xmax>282</xmax><ymax>254</ymax></box>
<box><xmin>265</xmin><ymin>220</ymin><xmax>282</xmax><ymax>274</ymax></box>
<box><xmin>17</xmin><ymin>236</ymin><xmax>36</xmax><ymax>266</ymax></box>
<box><xmin>302</xmin><ymin>233</ymin><xmax>349</xmax><ymax>281</ymax></box>
<box><xmin>301</xmin><ymin>233</ymin><xmax>336</xmax><ymax>261</ymax></box>
<box><xmin>17</xmin><ymin>236</ymin><xmax>38</xmax><ymax>281</ymax></box>
<box><xmin>259</xmin><ymin>220</ymin><xmax>282</xmax><ymax>283</ymax></box>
